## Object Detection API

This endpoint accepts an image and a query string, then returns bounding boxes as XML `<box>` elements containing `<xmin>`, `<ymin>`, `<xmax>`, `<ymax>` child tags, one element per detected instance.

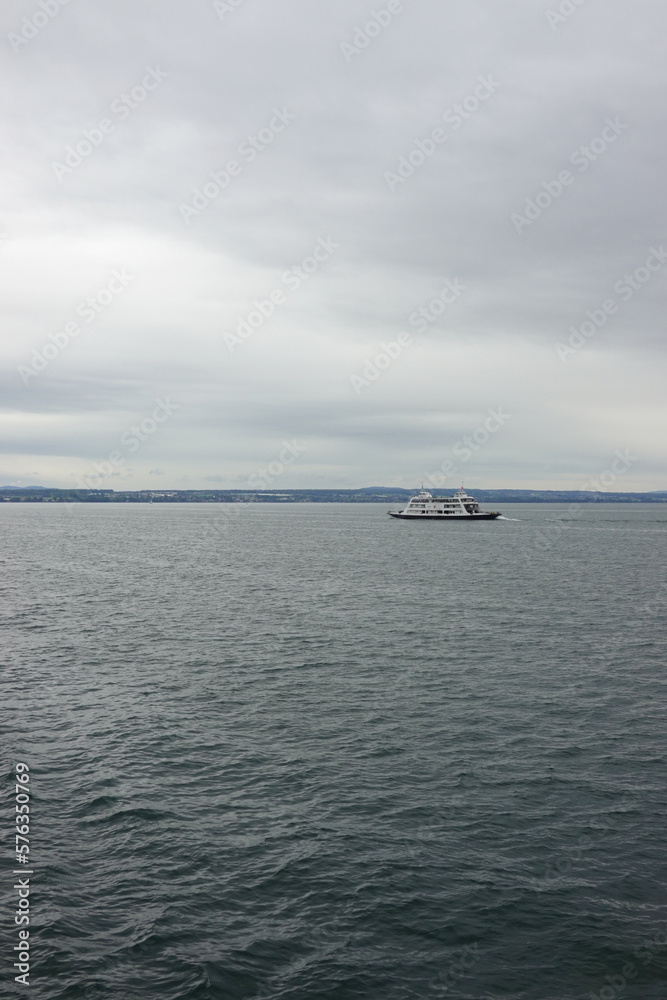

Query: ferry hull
<box><xmin>388</xmin><ymin>512</ymin><xmax>500</xmax><ymax>520</ymax></box>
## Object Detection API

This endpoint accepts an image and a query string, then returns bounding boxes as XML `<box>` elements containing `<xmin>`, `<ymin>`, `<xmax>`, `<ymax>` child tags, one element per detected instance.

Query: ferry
<box><xmin>388</xmin><ymin>487</ymin><xmax>501</xmax><ymax>520</ymax></box>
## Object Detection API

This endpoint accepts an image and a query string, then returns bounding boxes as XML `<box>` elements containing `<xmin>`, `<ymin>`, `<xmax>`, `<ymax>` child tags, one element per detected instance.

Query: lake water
<box><xmin>2</xmin><ymin>502</ymin><xmax>666</xmax><ymax>999</ymax></box>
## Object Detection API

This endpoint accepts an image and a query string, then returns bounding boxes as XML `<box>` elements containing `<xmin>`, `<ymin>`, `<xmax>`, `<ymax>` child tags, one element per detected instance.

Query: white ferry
<box><xmin>388</xmin><ymin>487</ymin><xmax>500</xmax><ymax>520</ymax></box>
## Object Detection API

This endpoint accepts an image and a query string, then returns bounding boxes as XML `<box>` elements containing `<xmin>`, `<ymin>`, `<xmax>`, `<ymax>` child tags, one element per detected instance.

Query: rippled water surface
<box><xmin>2</xmin><ymin>502</ymin><xmax>666</xmax><ymax>999</ymax></box>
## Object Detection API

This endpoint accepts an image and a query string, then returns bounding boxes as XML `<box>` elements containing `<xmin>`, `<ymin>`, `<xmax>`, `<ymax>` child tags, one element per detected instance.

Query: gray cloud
<box><xmin>1</xmin><ymin>0</ymin><xmax>665</xmax><ymax>489</ymax></box>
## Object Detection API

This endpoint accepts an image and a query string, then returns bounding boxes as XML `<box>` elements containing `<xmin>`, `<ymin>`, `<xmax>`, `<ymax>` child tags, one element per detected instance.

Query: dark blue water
<box><xmin>2</xmin><ymin>502</ymin><xmax>666</xmax><ymax>999</ymax></box>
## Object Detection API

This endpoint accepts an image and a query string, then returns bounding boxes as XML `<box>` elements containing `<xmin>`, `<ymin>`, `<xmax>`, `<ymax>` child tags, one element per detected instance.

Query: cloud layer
<box><xmin>2</xmin><ymin>0</ymin><xmax>665</xmax><ymax>489</ymax></box>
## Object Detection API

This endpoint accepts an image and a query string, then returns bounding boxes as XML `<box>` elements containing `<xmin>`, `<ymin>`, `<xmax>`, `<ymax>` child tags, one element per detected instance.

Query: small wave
<box><xmin>81</xmin><ymin>806</ymin><xmax>171</xmax><ymax>827</ymax></box>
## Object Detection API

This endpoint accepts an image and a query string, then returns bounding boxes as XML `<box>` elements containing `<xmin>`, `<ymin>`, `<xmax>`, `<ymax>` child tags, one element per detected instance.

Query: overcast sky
<box><xmin>1</xmin><ymin>0</ymin><xmax>665</xmax><ymax>490</ymax></box>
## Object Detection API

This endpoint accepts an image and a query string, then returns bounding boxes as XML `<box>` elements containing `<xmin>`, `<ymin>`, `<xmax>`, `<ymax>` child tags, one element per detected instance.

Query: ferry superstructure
<box><xmin>388</xmin><ymin>488</ymin><xmax>500</xmax><ymax>520</ymax></box>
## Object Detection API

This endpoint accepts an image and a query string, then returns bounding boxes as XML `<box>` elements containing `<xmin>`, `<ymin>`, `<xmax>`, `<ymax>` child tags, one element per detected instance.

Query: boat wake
<box><xmin>497</xmin><ymin>515</ymin><xmax>521</xmax><ymax>521</ymax></box>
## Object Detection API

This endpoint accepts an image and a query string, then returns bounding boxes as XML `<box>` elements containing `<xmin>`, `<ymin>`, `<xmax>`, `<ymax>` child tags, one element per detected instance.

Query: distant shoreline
<box><xmin>1</xmin><ymin>488</ymin><xmax>666</xmax><ymax>504</ymax></box>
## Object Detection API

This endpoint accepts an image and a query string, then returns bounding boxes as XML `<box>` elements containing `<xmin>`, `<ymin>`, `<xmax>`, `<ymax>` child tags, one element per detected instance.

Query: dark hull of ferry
<box><xmin>388</xmin><ymin>512</ymin><xmax>501</xmax><ymax>520</ymax></box>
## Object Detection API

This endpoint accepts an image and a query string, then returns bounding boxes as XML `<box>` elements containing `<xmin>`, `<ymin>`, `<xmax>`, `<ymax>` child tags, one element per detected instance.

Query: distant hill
<box><xmin>0</xmin><ymin>486</ymin><xmax>665</xmax><ymax>503</ymax></box>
